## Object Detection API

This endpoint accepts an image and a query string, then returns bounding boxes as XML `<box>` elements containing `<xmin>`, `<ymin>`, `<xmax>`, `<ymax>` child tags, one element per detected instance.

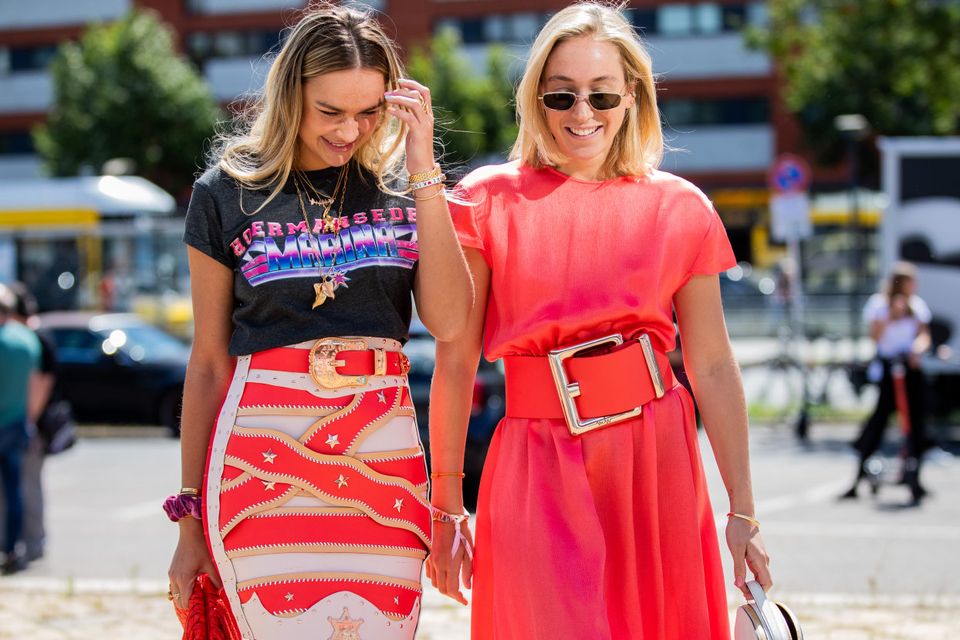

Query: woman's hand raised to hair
<box><xmin>384</xmin><ymin>78</ymin><xmax>436</xmax><ymax>175</ymax></box>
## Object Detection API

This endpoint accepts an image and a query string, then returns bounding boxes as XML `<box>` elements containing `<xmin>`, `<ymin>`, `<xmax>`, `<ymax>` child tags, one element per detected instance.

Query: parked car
<box><xmin>405</xmin><ymin>321</ymin><xmax>505</xmax><ymax>510</ymax></box>
<box><xmin>36</xmin><ymin>312</ymin><xmax>188</xmax><ymax>435</ymax></box>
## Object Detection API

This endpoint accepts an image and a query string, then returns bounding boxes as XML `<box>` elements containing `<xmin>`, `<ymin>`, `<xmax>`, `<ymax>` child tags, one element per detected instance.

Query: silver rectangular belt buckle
<box><xmin>548</xmin><ymin>333</ymin><xmax>665</xmax><ymax>437</ymax></box>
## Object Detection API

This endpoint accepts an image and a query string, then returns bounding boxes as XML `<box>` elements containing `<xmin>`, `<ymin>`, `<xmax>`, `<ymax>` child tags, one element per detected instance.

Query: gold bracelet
<box><xmin>179</xmin><ymin>487</ymin><xmax>201</xmax><ymax>497</ymax></box>
<box><xmin>413</xmin><ymin>186</ymin><xmax>445</xmax><ymax>201</ymax></box>
<box><xmin>727</xmin><ymin>512</ymin><xmax>760</xmax><ymax>528</ymax></box>
<box><xmin>430</xmin><ymin>471</ymin><xmax>465</xmax><ymax>479</ymax></box>
<box><xmin>408</xmin><ymin>164</ymin><xmax>442</xmax><ymax>184</ymax></box>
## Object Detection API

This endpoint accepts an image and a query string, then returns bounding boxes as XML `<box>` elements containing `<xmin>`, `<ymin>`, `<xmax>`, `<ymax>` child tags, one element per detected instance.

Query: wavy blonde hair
<box><xmin>510</xmin><ymin>2</ymin><xmax>662</xmax><ymax>178</ymax></box>
<box><xmin>211</xmin><ymin>2</ymin><xmax>406</xmax><ymax>208</ymax></box>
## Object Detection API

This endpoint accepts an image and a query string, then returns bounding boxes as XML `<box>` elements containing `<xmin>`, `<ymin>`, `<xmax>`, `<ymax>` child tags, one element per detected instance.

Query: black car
<box><xmin>36</xmin><ymin>312</ymin><xmax>189</xmax><ymax>435</ymax></box>
<box><xmin>405</xmin><ymin>322</ymin><xmax>505</xmax><ymax>510</ymax></box>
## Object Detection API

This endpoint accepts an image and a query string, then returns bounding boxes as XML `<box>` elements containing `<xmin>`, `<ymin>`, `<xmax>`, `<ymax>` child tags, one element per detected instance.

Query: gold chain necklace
<box><xmin>293</xmin><ymin>163</ymin><xmax>351</xmax><ymax>309</ymax></box>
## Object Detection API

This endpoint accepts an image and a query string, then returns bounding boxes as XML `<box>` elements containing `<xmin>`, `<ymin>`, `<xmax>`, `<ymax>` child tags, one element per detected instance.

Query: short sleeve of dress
<box><xmin>183</xmin><ymin>182</ymin><xmax>232</xmax><ymax>268</ymax></box>
<box><xmin>688</xmin><ymin>196</ymin><xmax>736</xmax><ymax>277</ymax></box>
<box><xmin>447</xmin><ymin>175</ymin><xmax>487</xmax><ymax>252</ymax></box>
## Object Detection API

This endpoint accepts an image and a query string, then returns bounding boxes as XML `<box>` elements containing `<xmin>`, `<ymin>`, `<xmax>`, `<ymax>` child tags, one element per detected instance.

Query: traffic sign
<box><xmin>770</xmin><ymin>154</ymin><xmax>811</xmax><ymax>194</ymax></box>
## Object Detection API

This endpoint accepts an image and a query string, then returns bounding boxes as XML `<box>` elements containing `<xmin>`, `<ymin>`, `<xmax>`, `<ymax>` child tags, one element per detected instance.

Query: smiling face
<box><xmin>540</xmin><ymin>35</ymin><xmax>635</xmax><ymax>181</ymax></box>
<box><xmin>297</xmin><ymin>67</ymin><xmax>386</xmax><ymax>170</ymax></box>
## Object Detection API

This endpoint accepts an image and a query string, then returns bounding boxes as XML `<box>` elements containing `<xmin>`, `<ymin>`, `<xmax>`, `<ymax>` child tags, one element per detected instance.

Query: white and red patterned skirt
<box><xmin>203</xmin><ymin>337</ymin><xmax>430</xmax><ymax>640</ymax></box>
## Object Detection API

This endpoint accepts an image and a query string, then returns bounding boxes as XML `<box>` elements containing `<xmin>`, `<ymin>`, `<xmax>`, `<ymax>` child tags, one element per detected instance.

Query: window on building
<box><xmin>3</xmin><ymin>45</ymin><xmax>59</xmax><ymax>73</ymax></box>
<box><xmin>635</xmin><ymin>3</ymin><xmax>755</xmax><ymax>36</ymax></box>
<box><xmin>659</xmin><ymin>5</ymin><xmax>695</xmax><ymax>36</ymax></box>
<box><xmin>435</xmin><ymin>12</ymin><xmax>556</xmax><ymax>45</ymax></box>
<box><xmin>506</xmin><ymin>13</ymin><xmax>539</xmax><ymax>43</ymax></box>
<box><xmin>631</xmin><ymin>9</ymin><xmax>657</xmax><ymax>33</ymax></box>
<box><xmin>459</xmin><ymin>18</ymin><xmax>485</xmax><ymax>44</ymax></box>
<box><xmin>0</xmin><ymin>131</ymin><xmax>36</xmax><ymax>156</ymax></box>
<box><xmin>660</xmin><ymin>97</ymin><xmax>770</xmax><ymax>127</ymax></box>
<box><xmin>694</xmin><ymin>4</ymin><xmax>723</xmax><ymax>34</ymax></box>
<box><xmin>746</xmin><ymin>2</ymin><xmax>769</xmax><ymax>27</ymax></box>
<box><xmin>186</xmin><ymin>29</ymin><xmax>280</xmax><ymax>68</ymax></box>
<box><xmin>723</xmin><ymin>5</ymin><xmax>749</xmax><ymax>30</ymax></box>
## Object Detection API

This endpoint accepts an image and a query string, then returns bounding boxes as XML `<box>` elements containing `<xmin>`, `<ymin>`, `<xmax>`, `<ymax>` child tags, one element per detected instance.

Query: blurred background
<box><xmin>1</xmin><ymin>2</ymin><xmax>960</xmax><ymax>637</ymax></box>
<box><xmin>2</xmin><ymin>0</ymin><xmax>959</xmax><ymax>433</ymax></box>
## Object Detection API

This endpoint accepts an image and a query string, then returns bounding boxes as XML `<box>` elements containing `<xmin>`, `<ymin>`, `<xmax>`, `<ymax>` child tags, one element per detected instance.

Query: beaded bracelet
<box><xmin>727</xmin><ymin>512</ymin><xmax>760</xmax><ymax>529</ymax></box>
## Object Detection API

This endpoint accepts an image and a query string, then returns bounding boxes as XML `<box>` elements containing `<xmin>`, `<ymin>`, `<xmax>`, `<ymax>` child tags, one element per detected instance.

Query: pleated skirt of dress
<box><xmin>471</xmin><ymin>383</ymin><xmax>730</xmax><ymax>640</ymax></box>
<box><xmin>203</xmin><ymin>338</ymin><xmax>431</xmax><ymax>640</ymax></box>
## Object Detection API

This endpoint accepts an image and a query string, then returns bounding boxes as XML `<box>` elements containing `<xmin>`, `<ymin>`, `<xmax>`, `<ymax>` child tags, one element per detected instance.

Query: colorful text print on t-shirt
<box><xmin>230</xmin><ymin>208</ymin><xmax>418</xmax><ymax>286</ymax></box>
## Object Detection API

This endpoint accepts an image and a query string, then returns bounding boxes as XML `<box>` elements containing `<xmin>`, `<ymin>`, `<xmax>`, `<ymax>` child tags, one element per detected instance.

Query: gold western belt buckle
<box><xmin>547</xmin><ymin>333</ymin><xmax>666</xmax><ymax>436</ymax></box>
<box><xmin>308</xmin><ymin>337</ymin><xmax>410</xmax><ymax>390</ymax></box>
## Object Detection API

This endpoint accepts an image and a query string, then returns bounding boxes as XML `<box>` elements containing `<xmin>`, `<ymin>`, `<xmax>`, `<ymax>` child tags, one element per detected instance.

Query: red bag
<box><xmin>173</xmin><ymin>574</ymin><xmax>242</xmax><ymax>640</ymax></box>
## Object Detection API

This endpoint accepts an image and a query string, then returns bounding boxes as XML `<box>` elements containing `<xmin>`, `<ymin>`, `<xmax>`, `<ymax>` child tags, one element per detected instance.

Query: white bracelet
<box><xmin>410</xmin><ymin>174</ymin><xmax>445</xmax><ymax>192</ymax></box>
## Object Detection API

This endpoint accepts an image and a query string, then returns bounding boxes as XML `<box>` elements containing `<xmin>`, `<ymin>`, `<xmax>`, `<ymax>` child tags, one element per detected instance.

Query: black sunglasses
<box><xmin>538</xmin><ymin>91</ymin><xmax>626</xmax><ymax>111</ymax></box>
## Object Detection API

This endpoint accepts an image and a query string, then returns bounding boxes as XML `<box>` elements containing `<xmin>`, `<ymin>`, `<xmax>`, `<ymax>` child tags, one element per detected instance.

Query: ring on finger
<box><xmin>417</xmin><ymin>93</ymin><xmax>430</xmax><ymax>115</ymax></box>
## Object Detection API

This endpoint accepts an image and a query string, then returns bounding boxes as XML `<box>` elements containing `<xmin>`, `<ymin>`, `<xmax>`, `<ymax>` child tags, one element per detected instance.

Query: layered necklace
<box><xmin>293</xmin><ymin>164</ymin><xmax>351</xmax><ymax>309</ymax></box>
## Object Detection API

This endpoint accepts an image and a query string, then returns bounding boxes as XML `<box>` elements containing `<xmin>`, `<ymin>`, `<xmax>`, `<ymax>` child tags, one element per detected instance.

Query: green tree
<box><xmin>407</xmin><ymin>30</ymin><xmax>518</xmax><ymax>171</ymax></box>
<box><xmin>749</xmin><ymin>0</ymin><xmax>960</xmax><ymax>164</ymax></box>
<box><xmin>34</xmin><ymin>10</ymin><xmax>220</xmax><ymax>195</ymax></box>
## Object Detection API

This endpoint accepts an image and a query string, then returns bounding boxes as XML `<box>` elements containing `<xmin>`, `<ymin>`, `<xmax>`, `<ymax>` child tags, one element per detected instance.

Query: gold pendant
<box><xmin>311</xmin><ymin>270</ymin><xmax>350</xmax><ymax>309</ymax></box>
<box><xmin>312</xmin><ymin>280</ymin><xmax>336</xmax><ymax>308</ymax></box>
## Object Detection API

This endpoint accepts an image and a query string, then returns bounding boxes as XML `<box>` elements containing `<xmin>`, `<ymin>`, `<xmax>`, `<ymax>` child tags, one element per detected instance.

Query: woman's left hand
<box><xmin>726</xmin><ymin>518</ymin><xmax>772</xmax><ymax>597</ymax></box>
<box><xmin>384</xmin><ymin>78</ymin><xmax>435</xmax><ymax>174</ymax></box>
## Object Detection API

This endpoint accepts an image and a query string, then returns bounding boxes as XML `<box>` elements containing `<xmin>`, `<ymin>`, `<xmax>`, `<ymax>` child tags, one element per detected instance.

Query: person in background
<box><xmin>841</xmin><ymin>261</ymin><xmax>931</xmax><ymax>505</ymax></box>
<box><xmin>0</xmin><ymin>283</ymin><xmax>42</xmax><ymax>574</ymax></box>
<box><xmin>0</xmin><ymin>283</ymin><xmax>57</xmax><ymax>562</ymax></box>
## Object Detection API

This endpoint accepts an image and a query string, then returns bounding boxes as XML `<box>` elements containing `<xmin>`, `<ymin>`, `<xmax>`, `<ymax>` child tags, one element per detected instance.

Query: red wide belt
<box><xmin>504</xmin><ymin>333</ymin><xmax>676</xmax><ymax>435</ymax></box>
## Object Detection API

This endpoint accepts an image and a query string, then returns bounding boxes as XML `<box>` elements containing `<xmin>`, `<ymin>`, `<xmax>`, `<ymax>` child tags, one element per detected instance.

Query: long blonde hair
<box><xmin>211</xmin><ymin>2</ymin><xmax>406</xmax><ymax>208</ymax></box>
<box><xmin>510</xmin><ymin>2</ymin><xmax>662</xmax><ymax>178</ymax></box>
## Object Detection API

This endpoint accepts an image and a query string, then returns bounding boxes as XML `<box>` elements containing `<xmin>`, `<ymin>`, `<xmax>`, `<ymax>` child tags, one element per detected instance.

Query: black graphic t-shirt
<box><xmin>184</xmin><ymin>162</ymin><xmax>419</xmax><ymax>355</ymax></box>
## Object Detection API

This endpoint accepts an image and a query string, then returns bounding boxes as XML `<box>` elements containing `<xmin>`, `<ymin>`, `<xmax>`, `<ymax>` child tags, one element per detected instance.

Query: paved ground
<box><xmin>1</xmin><ymin>575</ymin><xmax>958</xmax><ymax>639</ymax></box>
<box><xmin>1</xmin><ymin>421</ymin><xmax>958</xmax><ymax>638</ymax></box>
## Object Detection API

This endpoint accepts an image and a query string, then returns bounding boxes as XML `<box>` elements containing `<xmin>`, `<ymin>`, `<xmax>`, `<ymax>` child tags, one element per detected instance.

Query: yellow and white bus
<box><xmin>0</xmin><ymin>175</ymin><xmax>191</xmax><ymax>332</ymax></box>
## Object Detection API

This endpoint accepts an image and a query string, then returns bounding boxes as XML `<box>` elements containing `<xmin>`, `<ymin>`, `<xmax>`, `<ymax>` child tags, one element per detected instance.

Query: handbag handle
<box><xmin>746</xmin><ymin>581</ymin><xmax>792</xmax><ymax>640</ymax></box>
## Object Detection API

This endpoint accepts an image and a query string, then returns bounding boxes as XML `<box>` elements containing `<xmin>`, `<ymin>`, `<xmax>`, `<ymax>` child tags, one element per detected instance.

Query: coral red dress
<box><xmin>449</xmin><ymin>162</ymin><xmax>735</xmax><ymax>639</ymax></box>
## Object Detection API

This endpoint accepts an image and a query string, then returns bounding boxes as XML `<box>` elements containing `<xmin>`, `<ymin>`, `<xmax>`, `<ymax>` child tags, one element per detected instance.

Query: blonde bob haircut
<box><xmin>510</xmin><ymin>2</ymin><xmax>663</xmax><ymax>178</ymax></box>
<box><xmin>211</xmin><ymin>2</ymin><xmax>406</xmax><ymax>210</ymax></box>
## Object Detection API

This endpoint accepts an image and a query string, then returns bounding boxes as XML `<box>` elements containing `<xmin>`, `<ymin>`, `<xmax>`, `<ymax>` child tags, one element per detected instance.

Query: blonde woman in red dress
<box><xmin>427</xmin><ymin>4</ymin><xmax>771</xmax><ymax>638</ymax></box>
<box><xmin>165</xmin><ymin>5</ymin><xmax>472</xmax><ymax>639</ymax></box>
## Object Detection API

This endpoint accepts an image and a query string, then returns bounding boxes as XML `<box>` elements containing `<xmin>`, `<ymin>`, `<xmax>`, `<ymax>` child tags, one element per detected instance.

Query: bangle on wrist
<box><xmin>430</xmin><ymin>471</ymin><xmax>465</xmax><ymax>479</ymax></box>
<box><xmin>413</xmin><ymin>186</ymin><xmax>445</xmax><ymax>202</ymax></box>
<box><xmin>726</xmin><ymin>512</ymin><xmax>760</xmax><ymax>529</ymax></box>
<box><xmin>178</xmin><ymin>487</ymin><xmax>201</xmax><ymax>497</ymax></box>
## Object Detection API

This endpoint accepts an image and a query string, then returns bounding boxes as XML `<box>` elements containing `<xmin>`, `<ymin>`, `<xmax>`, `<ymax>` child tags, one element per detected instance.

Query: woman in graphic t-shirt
<box><xmin>165</xmin><ymin>5</ymin><xmax>471</xmax><ymax>639</ymax></box>
<box><xmin>841</xmin><ymin>261</ymin><xmax>931</xmax><ymax>504</ymax></box>
<box><xmin>426</xmin><ymin>4</ymin><xmax>770</xmax><ymax>639</ymax></box>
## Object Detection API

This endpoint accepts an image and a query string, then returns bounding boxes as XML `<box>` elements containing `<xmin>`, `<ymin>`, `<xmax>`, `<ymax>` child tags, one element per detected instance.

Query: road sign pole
<box><xmin>769</xmin><ymin>155</ymin><xmax>813</xmax><ymax>441</ymax></box>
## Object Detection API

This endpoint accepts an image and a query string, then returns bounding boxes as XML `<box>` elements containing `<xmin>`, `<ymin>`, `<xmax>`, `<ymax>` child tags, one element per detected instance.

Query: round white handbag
<box><xmin>734</xmin><ymin>581</ymin><xmax>804</xmax><ymax>640</ymax></box>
